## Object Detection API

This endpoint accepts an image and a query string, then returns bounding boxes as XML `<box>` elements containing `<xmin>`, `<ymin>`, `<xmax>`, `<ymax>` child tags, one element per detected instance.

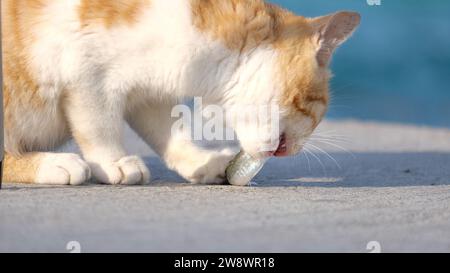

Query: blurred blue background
<box><xmin>270</xmin><ymin>0</ymin><xmax>450</xmax><ymax>127</ymax></box>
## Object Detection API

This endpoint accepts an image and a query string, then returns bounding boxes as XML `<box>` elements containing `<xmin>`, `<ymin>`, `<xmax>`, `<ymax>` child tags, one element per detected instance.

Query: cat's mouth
<box><xmin>272</xmin><ymin>133</ymin><xmax>288</xmax><ymax>157</ymax></box>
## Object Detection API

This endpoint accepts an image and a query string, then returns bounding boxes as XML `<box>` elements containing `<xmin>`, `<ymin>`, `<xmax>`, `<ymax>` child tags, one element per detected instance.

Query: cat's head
<box><xmin>229</xmin><ymin>10</ymin><xmax>361</xmax><ymax>158</ymax></box>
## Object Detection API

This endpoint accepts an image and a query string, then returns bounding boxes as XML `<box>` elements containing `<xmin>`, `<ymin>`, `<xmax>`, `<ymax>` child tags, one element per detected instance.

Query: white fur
<box><xmin>89</xmin><ymin>155</ymin><xmax>151</xmax><ymax>185</ymax></box>
<box><xmin>36</xmin><ymin>153</ymin><xmax>91</xmax><ymax>185</ymax></box>
<box><xmin>9</xmin><ymin>0</ymin><xmax>282</xmax><ymax>185</ymax></box>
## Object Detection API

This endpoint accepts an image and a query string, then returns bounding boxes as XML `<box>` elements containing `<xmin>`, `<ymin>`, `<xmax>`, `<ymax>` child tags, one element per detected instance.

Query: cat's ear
<box><xmin>309</xmin><ymin>11</ymin><xmax>361</xmax><ymax>67</ymax></box>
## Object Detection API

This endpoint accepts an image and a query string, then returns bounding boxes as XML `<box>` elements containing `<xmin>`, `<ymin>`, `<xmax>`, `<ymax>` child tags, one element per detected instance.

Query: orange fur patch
<box><xmin>1</xmin><ymin>0</ymin><xmax>46</xmax><ymax>108</ymax></box>
<box><xmin>191</xmin><ymin>0</ymin><xmax>285</xmax><ymax>52</ymax></box>
<box><xmin>2</xmin><ymin>0</ymin><xmax>53</xmax><ymax>155</ymax></box>
<box><xmin>3</xmin><ymin>153</ymin><xmax>42</xmax><ymax>184</ymax></box>
<box><xmin>78</xmin><ymin>0</ymin><xmax>150</xmax><ymax>28</ymax></box>
<box><xmin>191</xmin><ymin>0</ymin><xmax>330</xmax><ymax>126</ymax></box>
<box><xmin>273</xmin><ymin>13</ymin><xmax>330</xmax><ymax>127</ymax></box>
<box><xmin>2</xmin><ymin>0</ymin><xmax>50</xmax><ymax>155</ymax></box>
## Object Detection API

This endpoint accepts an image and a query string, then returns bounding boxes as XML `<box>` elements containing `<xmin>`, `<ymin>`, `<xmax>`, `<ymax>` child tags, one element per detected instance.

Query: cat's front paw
<box><xmin>183</xmin><ymin>149</ymin><xmax>237</xmax><ymax>185</ymax></box>
<box><xmin>36</xmin><ymin>153</ymin><xmax>91</xmax><ymax>186</ymax></box>
<box><xmin>90</xmin><ymin>156</ymin><xmax>151</xmax><ymax>185</ymax></box>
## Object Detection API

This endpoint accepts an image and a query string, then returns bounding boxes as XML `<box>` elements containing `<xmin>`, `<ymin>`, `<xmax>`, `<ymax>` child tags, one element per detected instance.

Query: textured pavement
<box><xmin>1</xmin><ymin>120</ymin><xmax>450</xmax><ymax>253</ymax></box>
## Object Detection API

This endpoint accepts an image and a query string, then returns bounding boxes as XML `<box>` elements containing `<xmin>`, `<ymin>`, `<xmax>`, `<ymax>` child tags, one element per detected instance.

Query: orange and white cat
<box><xmin>1</xmin><ymin>0</ymin><xmax>360</xmax><ymax>185</ymax></box>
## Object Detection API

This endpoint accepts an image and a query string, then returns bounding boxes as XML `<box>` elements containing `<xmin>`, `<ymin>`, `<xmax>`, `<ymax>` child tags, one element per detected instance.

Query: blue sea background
<box><xmin>270</xmin><ymin>0</ymin><xmax>450</xmax><ymax>128</ymax></box>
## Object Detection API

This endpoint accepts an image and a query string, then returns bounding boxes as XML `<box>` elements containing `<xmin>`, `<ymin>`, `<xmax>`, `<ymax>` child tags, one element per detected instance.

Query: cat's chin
<box><xmin>271</xmin><ymin>133</ymin><xmax>288</xmax><ymax>157</ymax></box>
<box><xmin>246</xmin><ymin>133</ymin><xmax>289</xmax><ymax>158</ymax></box>
<box><xmin>273</xmin><ymin>150</ymin><xmax>289</xmax><ymax>157</ymax></box>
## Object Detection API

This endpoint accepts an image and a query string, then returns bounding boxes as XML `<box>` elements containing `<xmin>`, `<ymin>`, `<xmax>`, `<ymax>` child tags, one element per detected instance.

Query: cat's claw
<box><xmin>90</xmin><ymin>156</ymin><xmax>151</xmax><ymax>185</ymax></box>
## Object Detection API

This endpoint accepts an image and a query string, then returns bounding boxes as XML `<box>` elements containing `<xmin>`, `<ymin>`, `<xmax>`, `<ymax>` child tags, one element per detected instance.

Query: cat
<box><xmin>1</xmin><ymin>0</ymin><xmax>360</xmax><ymax>185</ymax></box>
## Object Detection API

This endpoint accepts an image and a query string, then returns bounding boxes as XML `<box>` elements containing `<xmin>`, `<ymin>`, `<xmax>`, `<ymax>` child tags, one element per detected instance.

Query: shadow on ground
<box><xmin>3</xmin><ymin>152</ymin><xmax>449</xmax><ymax>191</ymax></box>
<box><xmin>146</xmin><ymin>152</ymin><xmax>450</xmax><ymax>188</ymax></box>
<box><xmin>2</xmin><ymin>153</ymin><xmax>450</xmax><ymax>252</ymax></box>
<box><xmin>257</xmin><ymin>152</ymin><xmax>450</xmax><ymax>188</ymax></box>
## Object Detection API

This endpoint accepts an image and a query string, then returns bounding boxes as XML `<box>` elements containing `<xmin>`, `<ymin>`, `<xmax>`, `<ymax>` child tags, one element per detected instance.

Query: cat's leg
<box><xmin>64</xmin><ymin>91</ymin><xmax>150</xmax><ymax>185</ymax></box>
<box><xmin>3</xmin><ymin>96</ymin><xmax>92</xmax><ymax>185</ymax></box>
<box><xmin>3</xmin><ymin>152</ymin><xmax>91</xmax><ymax>185</ymax></box>
<box><xmin>127</xmin><ymin>103</ymin><xmax>236</xmax><ymax>184</ymax></box>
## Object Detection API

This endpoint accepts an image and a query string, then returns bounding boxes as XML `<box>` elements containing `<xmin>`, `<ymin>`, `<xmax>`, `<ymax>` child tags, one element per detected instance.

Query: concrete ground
<box><xmin>1</xmin><ymin>120</ymin><xmax>450</xmax><ymax>253</ymax></box>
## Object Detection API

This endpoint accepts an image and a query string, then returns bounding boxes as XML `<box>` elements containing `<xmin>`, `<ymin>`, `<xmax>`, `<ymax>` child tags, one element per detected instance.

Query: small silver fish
<box><xmin>226</xmin><ymin>151</ymin><xmax>266</xmax><ymax>186</ymax></box>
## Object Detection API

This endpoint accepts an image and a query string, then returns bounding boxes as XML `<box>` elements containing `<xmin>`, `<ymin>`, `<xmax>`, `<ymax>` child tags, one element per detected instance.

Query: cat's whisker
<box><xmin>326</xmin><ymin>104</ymin><xmax>354</xmax><ymax>110</ymax></box>
<box><xmin>301</xmin><ymin>149</ymin><xmax>312</xmax><ymax>172</ymax></box>
<box><xmin>310</xmin><ymin>132</ymin><xmax>351</xmax><ymax>143</ymax></box>
<box><xmin>328</xmin><ymin>83</ymin><xmax>357</xmax><ymax>100</ymax></box>
<box><xmin>309</xmin><ymin>136</ymin><xmax>350</xmax><ymax>144</ymax></box>
<box><xmin>312</xmin><ymin>129</ymin><xmax>347</xmax><ymax>136</ymax></box>
<box><xmin>313</xmin><ymin>130</ymin><xmax>349</xmax><ymax>138</ymax></box>
<box><xmin>305</xmin><ymin>143</ymin><xmax>341</xmax><ymax>170</ymax></box>
<box><xmin>303</xmin><ymin>146</ymin><xmax>326</xmax><ymax>174</ymax></box>
<box><xmin>309</xmin><ymin>139</ymin><xmax>356</xmax><ymax>158</ymax></box>
<box><xmin>309</xmin><ymin>137</ymin><xmax>351</xmax><ymax>147</ymax></box>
